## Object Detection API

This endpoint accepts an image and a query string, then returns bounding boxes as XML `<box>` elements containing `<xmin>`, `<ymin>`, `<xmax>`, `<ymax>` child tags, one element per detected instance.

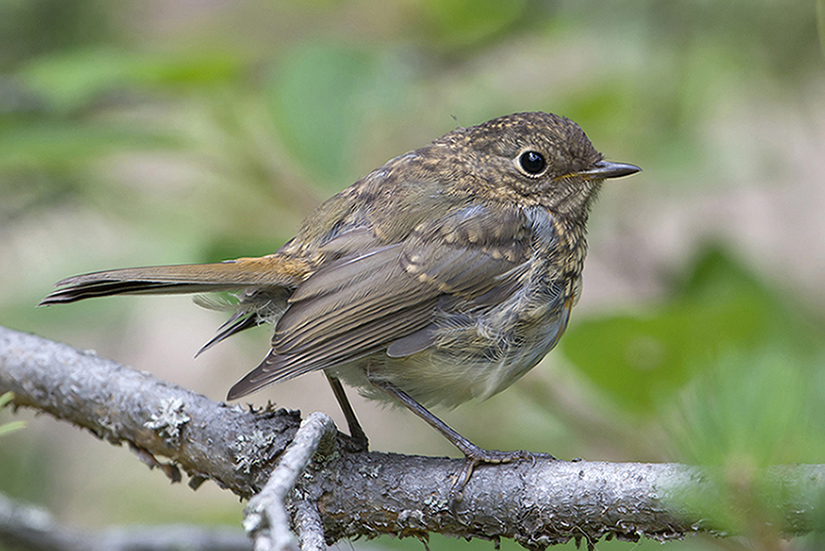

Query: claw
<box><xmin>449</xmin><ymin>449</ymin><xmax>556</xmax><ymax>505</ymax></box>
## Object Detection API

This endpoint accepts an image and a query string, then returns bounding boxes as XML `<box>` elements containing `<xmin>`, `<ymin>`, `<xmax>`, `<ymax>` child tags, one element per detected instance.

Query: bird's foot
<box><xmin>451</xmin><ymin>448</ymin><xmax>555</xmax><ymax>503</ymax></box>
<box><xmin>340</xmin><ymin>431</ymin><xmax>369</xmax><ymax>453</ymax></box>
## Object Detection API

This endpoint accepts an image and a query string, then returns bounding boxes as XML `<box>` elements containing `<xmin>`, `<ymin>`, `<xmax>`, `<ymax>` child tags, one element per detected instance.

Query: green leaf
<box><xmin>0</xmin><ymin>392</ymin><xmax>25</xmax><ymax>438</ymax></box>
<box><xmin>669</xmin><ymin>348</ymin><xmax>824</xmax><ymax>466</ymax></box>
<box><xmin>423</xmin><ymin>0</ymin><xmax>529</xmax><ymax>49</ymax></box>
<box><xmin>0</xmin><ymin>392</ymin><xmax>13</xmax><ymax>409</ymax></box>
<box><xmin>561</xmin><ymin>246</ymin><xmax>822</xmax><ymax>415</ymax></box>
<box><xmin>819</xmin><ymin>0</ymin><xmax>825</xmax><ymax>59</ymax></box>
<box><xmin>20</xmin><ymin>47</ymin><xmax>243</xmax><ymax>112</ymax></box>
<box><xmin>266</xmin><ymin>43</ymin><xmax>408</xmax><ymax>186</ymax></box>
<box><xmin>0</xmin><ymin>121</ymin><xmax>181</xmax><ymax>170</ymax></box>
<box><xmin>0</xmin><ymin>420</ymin><xmax>26</xmax><ymax>438</ymax></box>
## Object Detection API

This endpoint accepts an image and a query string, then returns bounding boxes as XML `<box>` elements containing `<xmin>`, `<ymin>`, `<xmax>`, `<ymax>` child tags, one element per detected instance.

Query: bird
<box><xmin>41</xmin><ymin>111</ymin><xmax>639</xmax><ymax>489</ymax></box>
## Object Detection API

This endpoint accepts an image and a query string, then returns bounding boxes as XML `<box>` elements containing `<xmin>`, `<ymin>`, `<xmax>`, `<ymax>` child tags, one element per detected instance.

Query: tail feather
<box><xmin>194</xmin><ymin>311</ymin><xmax>261</xmax><ymax>357</ymax></box>
<box><xmin>39</xmin><ymin>256</ymin><xmax>306</xmax><ymax>306</ymax></box>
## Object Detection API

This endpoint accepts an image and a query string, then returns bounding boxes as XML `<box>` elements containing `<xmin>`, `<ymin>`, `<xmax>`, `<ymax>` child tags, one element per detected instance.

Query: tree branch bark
<box><xmin>1</xmin><ymin>326</ymin><xmax>823</xmax><ymax>549</ymax></box>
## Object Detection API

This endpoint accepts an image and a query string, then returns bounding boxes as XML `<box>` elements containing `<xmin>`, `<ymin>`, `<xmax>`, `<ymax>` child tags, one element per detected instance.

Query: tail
<box><xmin>39</xmin><ymin>255</ymin><xmax>308</xmax><ymax>306</ymax></box>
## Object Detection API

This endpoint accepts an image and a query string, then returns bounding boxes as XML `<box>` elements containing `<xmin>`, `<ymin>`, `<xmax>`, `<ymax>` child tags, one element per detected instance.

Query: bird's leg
<box><xmin>324</xmin><ymin>373</ymin><xmax>369</xmax><ymax>452</ymax></box>
<box><xmin>370</xmin><ymin>379</ymin><xmax>554</xmax><ymax>501</ymax></box>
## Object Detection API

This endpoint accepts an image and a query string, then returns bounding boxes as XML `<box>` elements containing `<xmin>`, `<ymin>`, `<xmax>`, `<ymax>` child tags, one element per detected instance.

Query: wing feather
<box><xmin>227</xmin><ymin>202</ymin><xmax>540</xmax><ymax>399</ymax></box>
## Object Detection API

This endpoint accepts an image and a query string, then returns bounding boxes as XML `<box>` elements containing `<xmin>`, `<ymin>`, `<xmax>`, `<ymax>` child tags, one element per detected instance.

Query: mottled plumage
<box><xmin>41</xmin><ymin>112</ymin><xmax>639</xmax><ymax>483</ymax></box>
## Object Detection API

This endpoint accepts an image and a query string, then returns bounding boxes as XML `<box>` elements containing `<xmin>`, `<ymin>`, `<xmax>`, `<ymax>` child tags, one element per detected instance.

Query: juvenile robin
<box><xmin>41</xmin><ymin>112</ymin><xmax>639</xmax><ymax>486</ymax></box>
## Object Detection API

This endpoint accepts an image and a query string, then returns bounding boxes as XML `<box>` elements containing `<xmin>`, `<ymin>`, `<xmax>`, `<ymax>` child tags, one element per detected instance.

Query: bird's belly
<box><xmin>331</xmin><ymin>294</ymin><xmax>572</xmax><ymax>409</ymax></box>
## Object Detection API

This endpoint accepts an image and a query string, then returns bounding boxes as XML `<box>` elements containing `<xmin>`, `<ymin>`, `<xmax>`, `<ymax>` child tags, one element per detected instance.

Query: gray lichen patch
<box><xmin>145</xmin><ymin>397</ymin><xmax>191</xmax><ymax>445</ymax></box>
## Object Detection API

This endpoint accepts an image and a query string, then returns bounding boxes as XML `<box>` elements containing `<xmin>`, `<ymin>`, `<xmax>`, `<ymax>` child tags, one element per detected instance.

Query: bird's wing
<box><xmin>226</xmin><ymin>203</ymin><xmax>537</xmax><ymax>399</ymax></box>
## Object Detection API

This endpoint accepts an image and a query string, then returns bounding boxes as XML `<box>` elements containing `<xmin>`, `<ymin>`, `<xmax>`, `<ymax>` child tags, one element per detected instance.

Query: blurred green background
<box><xmin>2</xmin><ymin>0</ymin><xmax>825</xmax><ymax>549</ymax></box>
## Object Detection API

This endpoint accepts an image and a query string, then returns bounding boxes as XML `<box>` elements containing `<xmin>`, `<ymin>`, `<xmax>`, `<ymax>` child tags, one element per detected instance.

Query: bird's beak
<box><xmin>579</xmin><ymin>160</ymin><xmax>641</xmax><ymax>180</ymax></box>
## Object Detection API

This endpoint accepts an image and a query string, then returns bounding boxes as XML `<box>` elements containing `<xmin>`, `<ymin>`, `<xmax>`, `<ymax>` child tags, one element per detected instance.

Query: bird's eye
<box><xmin>517</xmin><ymin>150</ymin><xmax>547</xmax><ymax>176</ymax></box>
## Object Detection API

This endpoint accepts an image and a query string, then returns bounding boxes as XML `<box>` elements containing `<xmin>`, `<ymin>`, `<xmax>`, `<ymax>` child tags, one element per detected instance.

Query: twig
<box><xmin>243</xmin><ymin>412</ymin><xmax>337</xmax><ymax>551</ymax></box>
<box><xmin>0</xmin><ymin>491</ymin><xmax>251</xmax><ymax>551</ymax></box>
<box><xmin>292</xmin><ymin>500</ymin><xmax>326</xmax><ymax>551</ymax></box>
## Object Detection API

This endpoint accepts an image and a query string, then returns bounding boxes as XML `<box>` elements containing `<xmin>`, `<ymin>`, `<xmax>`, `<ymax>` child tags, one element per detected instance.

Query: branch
<box><xmin>1</xmin><ymin>326</ymin><xmax>823</xmax><ymax>549</ymax></box>
<box><xmin>0</xmin><ymin>491</ymin><xmax>251</xmax><ymax>551</ymax></box>
<box><xmin>0</xmin><ymin>325</ymin><xmax>300</xmax><ymax>498</ymax></box>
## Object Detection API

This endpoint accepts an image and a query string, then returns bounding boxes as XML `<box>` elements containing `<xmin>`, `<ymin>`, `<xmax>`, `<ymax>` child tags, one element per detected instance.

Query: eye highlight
<box><xmin>517</xmin><ymin>150</ymin><xmax>547</xmax><ymax>176</ymax></box>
